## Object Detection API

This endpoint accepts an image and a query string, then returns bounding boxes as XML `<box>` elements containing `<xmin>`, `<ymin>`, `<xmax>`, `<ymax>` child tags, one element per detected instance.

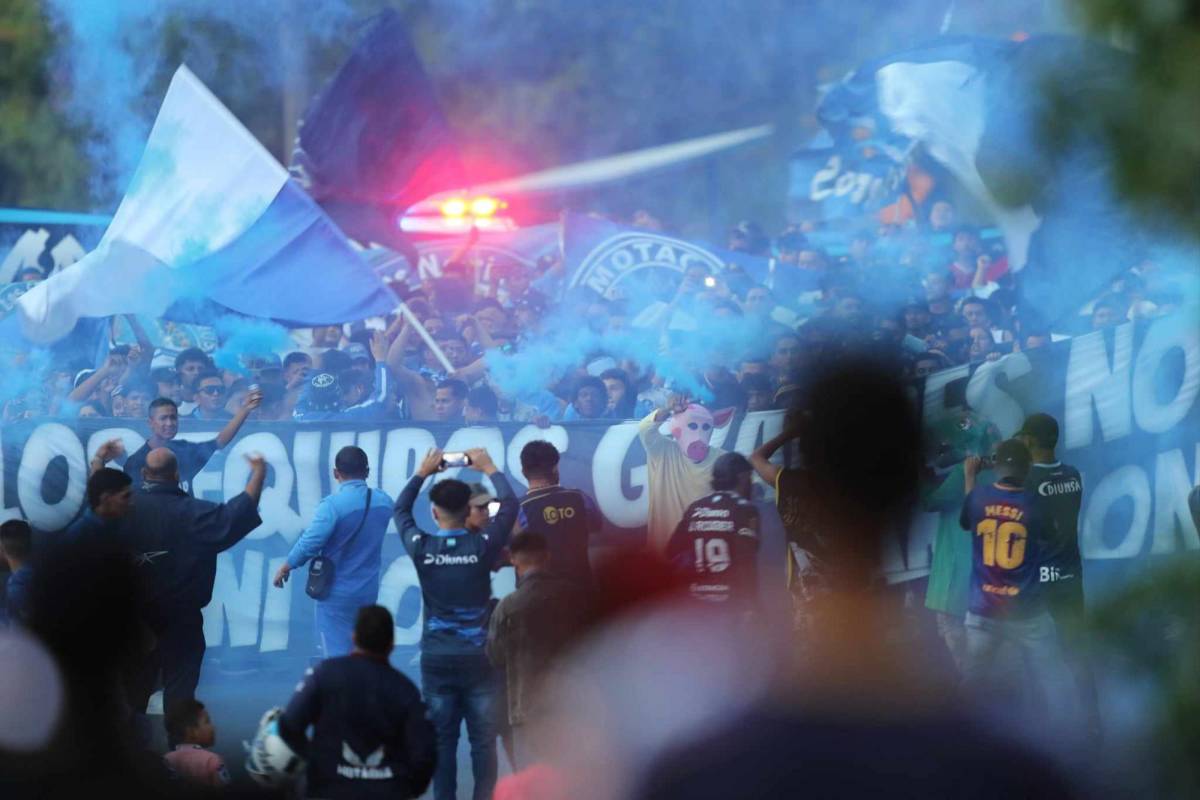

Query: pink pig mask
<box><xmin>670</xmin><ymin>404</ymin><xmax>736</xmax><ymax>463</ymax></box>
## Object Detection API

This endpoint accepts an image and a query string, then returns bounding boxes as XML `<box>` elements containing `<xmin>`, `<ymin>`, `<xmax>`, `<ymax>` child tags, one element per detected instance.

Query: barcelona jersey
<box><xmin>959</xmin><ymin>481</ymin><xmax>1048</xmax><ymax>619</ymax></box>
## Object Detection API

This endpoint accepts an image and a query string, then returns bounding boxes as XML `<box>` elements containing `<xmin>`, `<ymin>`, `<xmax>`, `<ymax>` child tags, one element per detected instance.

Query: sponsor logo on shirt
<box><xmin>423</xmin><ymin>552</ymin><xmax>480</xmax><ymax>566</ymax></box>
<box><xmin>1037</xmin><ymin>478</ymin><xmax>1082</xmax><ymax>497</ymax></box>
<box><xmin>688</xmin><ymin>519</ymin><xmax>734</xmax><ymax>532</ymax></box>
<box><xmin>337</xmin><ymin>742</ymin><xmax>393</xmax><ymax>780</ymax></box>
<box><xmin>543</xmin><ymin>506</ymin><xmax>576</xmax><ymax>525</ymax></box>
<box><xmin>692</xmin><ymin>507</ymin><xmax>730</xmax><ymax>519</ymax></box>
<box><xmin>1039</xmin><ymin>566</ymin><xmax>1076</xmax><ymax>583</ymax></box>
<box><xmin>135</xmin><ymin>550</ymin><xmax>169</xmax><ymax>566</ymax></box>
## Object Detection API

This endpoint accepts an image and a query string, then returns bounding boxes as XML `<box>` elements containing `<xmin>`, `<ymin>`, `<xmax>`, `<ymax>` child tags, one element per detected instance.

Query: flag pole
<box><xmin>396</xmin><ymin>302</ymin><xmax>455</xmax><ymax>374</ymax></box>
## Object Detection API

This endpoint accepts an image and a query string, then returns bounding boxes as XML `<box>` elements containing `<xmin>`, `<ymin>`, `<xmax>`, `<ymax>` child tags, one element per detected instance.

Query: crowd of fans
<box><xmin>1</xmin><ymin>199</ymin><xmax>1189</xmax><ymax>428</ymax></box>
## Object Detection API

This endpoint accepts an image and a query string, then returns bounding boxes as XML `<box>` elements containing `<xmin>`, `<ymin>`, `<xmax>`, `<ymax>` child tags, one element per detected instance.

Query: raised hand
<box><xmin>417</xmin><ymin>448</ymin><xmax>445</xmax><ymax>479</ymax></box>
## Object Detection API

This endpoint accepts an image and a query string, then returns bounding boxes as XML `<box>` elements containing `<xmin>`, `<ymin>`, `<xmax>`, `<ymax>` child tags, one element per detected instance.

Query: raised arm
<box><xmin>750</xmin><ymin>429</ymin><xmax>794</xmax><ymax>487</ymax></box>
<box><xmin>963</xmin><ymin>456</ymin><xmax>982</xmax><ymax>495</ymax></box>
<box><xmin>69</xmin><ymin>352</ymin><xmax>124</xmax><ymax>403</ymax></box>
<box><xmin>395</xmin><ymin>449</ymin><xmax>444</xmax><ymax>557</ymax></box>
<box><xmin>90</xmin><ymin>438</ymin><xmax>126</xmax><ymax>476</ymax></box>
<box><xmin>215</xmin><ymin>388</ymin><xmax>263</xmax><ymax>448</ymax></box>
<box><xmin>638</xmin><ymin>395</ymin><xmax>687</xmax><ymax>454</ymax></box>
<box><xmin>195</xmin><ymin>455</ymin><xmax>266</xmax><ymax>552</ymax></box>
<box><xmin>470</xmin><ymin>448</ymin><xmax>518</xmax><ymax>558</ymax></box>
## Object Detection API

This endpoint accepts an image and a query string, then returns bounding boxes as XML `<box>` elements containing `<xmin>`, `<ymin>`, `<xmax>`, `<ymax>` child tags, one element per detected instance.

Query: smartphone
<box><xmin>110</xmin><ymin>344</ymin><xmax>131</xmax><ymax>357</ymax></box>
<box><xmin>487</xmin><ymin>500</ymin><xmax>501</xmax><ymax>517</ymax></box>
<box><xmin>441</xmin><ymin>452</ymin><xmax>471</xmax><ymax>468</ymax></box>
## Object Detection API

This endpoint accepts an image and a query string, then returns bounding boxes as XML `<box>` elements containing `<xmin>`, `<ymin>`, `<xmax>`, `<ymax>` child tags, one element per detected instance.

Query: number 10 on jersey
<box><xmin>975</xmin><ymin>519</ymin><xmax>1027</xmax><ymax>569</ymax></box>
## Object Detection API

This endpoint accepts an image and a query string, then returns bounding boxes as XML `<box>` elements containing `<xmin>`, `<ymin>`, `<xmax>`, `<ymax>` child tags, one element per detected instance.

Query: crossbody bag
<box><xmin>306</xmin><ymin>489</ymin><xmax>372</xmax><ymax>600</ymax></box>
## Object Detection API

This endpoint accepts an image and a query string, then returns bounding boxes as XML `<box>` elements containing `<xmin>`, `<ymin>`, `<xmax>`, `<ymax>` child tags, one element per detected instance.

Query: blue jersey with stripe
<box><xmin>959</xmin><ymin>481</ymin><xmax>1048</xmax><ymax>619</ymax></box>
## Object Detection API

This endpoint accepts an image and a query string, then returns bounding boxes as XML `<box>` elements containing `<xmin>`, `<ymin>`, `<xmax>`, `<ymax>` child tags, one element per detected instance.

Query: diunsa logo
<box><xmin>423</xmin><ymin>553</ymin><xmax>480</xmax><ymax>566</ymax></box>
<box><xmin>1037</xmin><ymin>479</ymin><xmax>1081</xmax><ymax>497</ymax></box>
<box><xmin>569</xmin><ymin>232</ymin><xmax>725</xmax><ymax>299</ymax></box>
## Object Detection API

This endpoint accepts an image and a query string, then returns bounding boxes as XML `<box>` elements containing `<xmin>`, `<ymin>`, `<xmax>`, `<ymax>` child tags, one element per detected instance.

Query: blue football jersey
<box><xmin>959</xmin><ymin>481</ymin><xmax>1048</xmax><ymax>619</ymax></box>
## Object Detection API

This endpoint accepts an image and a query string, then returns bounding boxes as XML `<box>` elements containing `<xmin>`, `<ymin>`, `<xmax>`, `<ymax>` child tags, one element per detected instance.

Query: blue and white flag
<box><xmin>847</xmin><ymin>36</ymin><xmax>1140</xmax><ymax>325</ymax></box>
<box><xmin>562</xmin><ymin>213</ymin><xmax>773</xmax><ymax>301</ymax></box>
<box><xmin>788</xmin><ymin>146</ymin><xmax>908</xmax><ymax>221</ymax></box>
<box><xmin>18</xmin><ymin>67</ymin><xmax>397</xmax><ymax>343</ymax></box>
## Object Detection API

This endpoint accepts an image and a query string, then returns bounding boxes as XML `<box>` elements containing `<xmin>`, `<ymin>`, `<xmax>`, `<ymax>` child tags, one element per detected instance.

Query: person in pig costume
<box><xmin>638</xmin><ymin>399</ymin><xmax>737</xmax><ymax>551</ymax></box>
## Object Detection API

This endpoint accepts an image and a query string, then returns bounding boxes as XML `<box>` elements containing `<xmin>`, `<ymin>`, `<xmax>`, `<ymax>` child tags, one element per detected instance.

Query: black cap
<box><xmin>994</xmin><ymin>439</ymin><xmax>1031</xmax><ymax>472</ymax></box>
<box><xmin>711</xmin><ymin>452</ymin><xmax>754</xmax><ymax>491</ymax></box>
<box><xmin>1016</xmin><ymin>413</ymin><xmax>1059</xmax><ymax>449</ymax></box>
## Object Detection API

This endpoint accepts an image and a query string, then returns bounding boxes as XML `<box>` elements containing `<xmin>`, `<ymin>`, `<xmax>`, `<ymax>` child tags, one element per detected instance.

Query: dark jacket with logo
<box><xmin>486</xmin><ymin>569</ymin><xmax>590</xmax><ymax>726</ymax></box>
<box><xmin>119</xmin><ymin>481</ymin><xmax>261</xmax><ymax>623</ymax></box>
<box><xmin>394</xmin><ymin>473</ymin><xmax>519</xmax><ymax>657</ymax></box>
<box><xmin>518</xmin><ymin>485</ymin><xmax>602</xmax><ymax>587</ymax></box>
<box><xmin>279</xmin><ymin>653</ymin><xmax>436</xmax><ymax>800</ymax></box>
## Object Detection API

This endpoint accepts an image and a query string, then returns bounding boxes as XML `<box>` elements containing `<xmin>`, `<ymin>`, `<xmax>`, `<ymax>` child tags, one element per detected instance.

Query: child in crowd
<box><xmin>163</xmin><ymin>699</ymin><xmax>231</xmax><ymax>787</ymax></box>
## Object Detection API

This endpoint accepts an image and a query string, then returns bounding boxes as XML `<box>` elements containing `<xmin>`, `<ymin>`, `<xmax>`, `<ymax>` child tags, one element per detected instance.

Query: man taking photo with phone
<box><xmin>394</xmin><ymin>447</ymin><xmax>519</xmax><ymax>800</ymax></box>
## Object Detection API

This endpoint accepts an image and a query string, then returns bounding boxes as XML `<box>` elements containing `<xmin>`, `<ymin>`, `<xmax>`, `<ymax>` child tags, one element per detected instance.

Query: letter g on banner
<box><xmin>18</xmin><ymin>423</ymin><xmax>86</xmax><ymax>530</ymax></box>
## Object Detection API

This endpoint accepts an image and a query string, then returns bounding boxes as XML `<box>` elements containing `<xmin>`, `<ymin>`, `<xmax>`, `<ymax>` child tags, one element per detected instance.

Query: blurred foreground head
<box><xmin>791</xmin><ymin>355</ymin><xmax>922</xmax><ymax>585</ymax></box>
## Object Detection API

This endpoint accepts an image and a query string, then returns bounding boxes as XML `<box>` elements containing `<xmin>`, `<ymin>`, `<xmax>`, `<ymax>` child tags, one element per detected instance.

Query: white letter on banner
<box><xmin>378</xmin><ymin>555</ymin><xmax>423</xmax><ymax>647</ymax></box>
<box><xmin>436</xmin><ymin>428</ymin><xmax>506</xmax><ymax>492</ymax></box>
<box><xmin>965</xmin><ymin>353</ymin><xmax>1033</xmax><ymax>438</ymax></box>
<box><xmin>810</xmin><ymin>155</ymin><xmax>840</xmax><ymax>201</ymax></box>
<box><xmin>592</xmin><ymin>422</ymin><xmax>647</xmax><ymax>528</ymax></box>
<box><xmin>506</xmin><ymin>425</ymin><xmax>570</xmax><ymax>490</ymax></box>
<box><xmin>356</xmin><ymin>431</ymin><xmax>382</xmax><ymax>489</ymax></box>
<box><xmin>261</xmin><ymin>556</ymin><xmax>292</xmax><ymax>652</ymax></box>
<box><xmin>326</xmin><ymin>431</ymin><xmax>358</xmax><ymax>479</ymax></box>
<box><xmin>203</xmin><ymin>550</ymin><xmax>264</xmax><ymax>647</ymax></box>
<box><xmin>380</xmin><ymin>429</ymin><xmax>437</xmax><ymax>500</ymax></box>
<box><xmin>1064</xmin><ymin>326</ymin><xmax>1133</xmax><ymax>450</ymax></box>
<box><xmin>1132</xmin><ymin>316</ymin><xmax>1200</xmax><ymax>435</ymax></box>
<box><xmin>1080</xmin><ymin>464</ymin><xmax>1150</xmax><ymax>559</ymax></box>
<box><xmin>18</xmin><ymin>423</ymin><xmax>86</xmax><ymax>530</ymax></box>
<box><xmin>1151</xmin><ymin>449</ymin><xmax>1200</xmax><ymax>554</ymax></box>
<box><xmin>293</xmin><ymin>431</ymin><xmax>325</xmax><ymax>525</ymax></box>
<box><xmin>223</xmin><ymin>433</ymin><xmax>302</xmax><ymax>544</ymax></box>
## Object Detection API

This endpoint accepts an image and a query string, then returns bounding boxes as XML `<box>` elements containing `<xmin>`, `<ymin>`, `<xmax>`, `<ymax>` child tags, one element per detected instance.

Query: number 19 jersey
<box><xmin>959</xmin><ymin>482</ymin><xmax>1047</xmax><ymax>619</ymax></box>
<box><xmin>665</xmin><ymin>491</ymin><xmax>760</xmax><ymax>607</ymax></box>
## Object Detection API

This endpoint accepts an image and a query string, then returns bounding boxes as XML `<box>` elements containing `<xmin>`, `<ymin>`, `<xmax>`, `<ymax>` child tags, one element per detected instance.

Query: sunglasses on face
<box><xmin>199</xmin><ymin>385</ymin><xmax>226</xmax><ymax>396</ymax></box>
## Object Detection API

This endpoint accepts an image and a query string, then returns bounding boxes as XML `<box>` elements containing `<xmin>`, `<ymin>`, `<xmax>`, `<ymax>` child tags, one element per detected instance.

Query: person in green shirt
<box><xmin>922</xmin><ymin>408</ymin><xmax>1000</xmax><ymax>675</ymax></box>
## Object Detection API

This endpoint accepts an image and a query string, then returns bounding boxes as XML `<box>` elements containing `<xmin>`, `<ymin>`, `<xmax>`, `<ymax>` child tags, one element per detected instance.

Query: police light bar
<box><xmin>401</xmin><ymin>195</ymin><xmax>514</xmax><ymax>234</ymax></box>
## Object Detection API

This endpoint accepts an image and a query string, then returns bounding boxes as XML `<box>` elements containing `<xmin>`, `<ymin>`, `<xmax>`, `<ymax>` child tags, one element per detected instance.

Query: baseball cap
<box><xmin>150</xmin><ymin>350</ymin><xmax>177</xmax><ymax>370</ymax></box>
<box><xmin>468</xmin><ymin>483</ymin><xmax>494</xmax><ymax>507</ymax></box>
<box><xmin>1016</xmin><ymin>412</ymin><xmax>1059</xmax><ymax>449</ymax></box>
<box><xmin>246</xmin><ymin>353</ymin><xmax>283</xmax><ymax>371</ymax></box>
<box><xmin>994</xmin><ymin>439</ymin><xmax>1031</xmax><ymax>472</ymax></box>
<box><xmin>343</xmin><ymin>342</ymin><xmax>371</xmax><ymax>363</ymax></box>
<box><xmin>305</xmin><ymin>372</ymin><xmax>341</xmax><ymax>411</ymax></box>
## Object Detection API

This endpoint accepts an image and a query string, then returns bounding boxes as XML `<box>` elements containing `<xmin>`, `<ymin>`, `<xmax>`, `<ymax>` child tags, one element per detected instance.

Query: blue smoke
<box><xmin>42</xmin><ymin>0</ymin><xmax>355</xmax><ymax>204</ymax></box>
<box><xmin>211</xmin><ymin>316</ymin><xmax>292</xmax><ymax>376</ymax></box>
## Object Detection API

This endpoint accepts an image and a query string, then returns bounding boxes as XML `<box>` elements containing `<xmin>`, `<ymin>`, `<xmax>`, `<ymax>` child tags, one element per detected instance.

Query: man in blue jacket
<box><xmin>273</xmin><ymin>446</ymin><xmax>395</xmax><ymax>659</ymax></box>
<box><xmin>279</xmin><ymin>605</ymin><xmax>436</xmax><ymax>800</ymax></box>
<box><xmin>121</xmin><ymin>448</ymin><xmax>266</xmax><ymax>712</ymax></box>
<box><xmin>394</xmin><ymin>447</ymin><xmax>518</xmax><ymax>800</ymax></box>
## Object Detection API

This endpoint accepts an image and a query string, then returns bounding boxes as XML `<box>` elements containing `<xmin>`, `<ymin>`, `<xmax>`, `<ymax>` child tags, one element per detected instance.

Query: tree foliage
<box><xmin>1065</xmin><ymin>0</ymin><xmax>1200</xmax><ymax>238</ymax></box>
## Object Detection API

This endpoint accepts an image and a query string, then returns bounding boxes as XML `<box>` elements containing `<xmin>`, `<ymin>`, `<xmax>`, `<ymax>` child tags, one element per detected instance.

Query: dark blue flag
<box><xmin>291</xmin><ymin>10</ymin><xmax>465</xmax><ymax>259</ymax></box>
